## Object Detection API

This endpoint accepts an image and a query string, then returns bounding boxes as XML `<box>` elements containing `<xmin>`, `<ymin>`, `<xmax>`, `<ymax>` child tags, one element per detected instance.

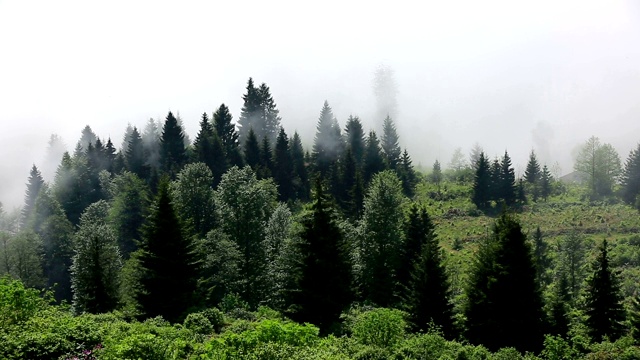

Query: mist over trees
<box><xmin>3</xmin><ymin>75</ymin><xmax>640</xmax><ymax>358</ymax></box>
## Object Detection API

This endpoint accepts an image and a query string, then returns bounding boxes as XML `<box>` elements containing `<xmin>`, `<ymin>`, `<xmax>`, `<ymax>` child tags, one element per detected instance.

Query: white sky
<box><xmin>1</xmin><ymin>0</ymin><xmax>639</xmax><ymax>207</ymax></box>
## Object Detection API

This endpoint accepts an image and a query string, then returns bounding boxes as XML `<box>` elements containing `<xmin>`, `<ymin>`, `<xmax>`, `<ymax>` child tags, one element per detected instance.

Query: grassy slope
<box><xmin>415</xmin><ymin>179</ymin><xmax>640</xmax><ymax>306</ymax></box>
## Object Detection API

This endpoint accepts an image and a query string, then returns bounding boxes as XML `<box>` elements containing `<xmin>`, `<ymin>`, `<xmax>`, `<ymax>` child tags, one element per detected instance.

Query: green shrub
<box><xmin>349</xmin><ymin>308</ymin><xmax>407</xmax><ymax>348</ymax></box>
<box><xmin>0</xmin><ymin>277</ymin><xmax>51</xmax><ymax>327</ymax></box>
<box><xmin>183</xmin><ymin>312</ymin><xmax>213</xmax><ymax>334</ymax></box>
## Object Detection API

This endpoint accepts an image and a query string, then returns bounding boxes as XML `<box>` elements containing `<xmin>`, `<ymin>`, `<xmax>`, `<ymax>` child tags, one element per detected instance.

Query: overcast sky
<box><xmin>1</xmin><ymin>0</ymin><xmax>639</xmax><ymax>208</ymax></box>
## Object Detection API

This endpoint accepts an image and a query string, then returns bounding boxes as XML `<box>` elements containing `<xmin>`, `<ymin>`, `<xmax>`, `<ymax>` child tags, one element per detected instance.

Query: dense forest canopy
<box><xmin>1</xmin><ymin>76</ymin><xmax>640</xmax><ymax>359</ymax></box>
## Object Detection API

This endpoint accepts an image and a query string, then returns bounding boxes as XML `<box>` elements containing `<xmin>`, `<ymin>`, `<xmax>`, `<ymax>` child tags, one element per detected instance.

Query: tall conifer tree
<box><xmin>134</xmin><ymin>178</ymin><xmax>197</xmax><ymax>322</ymax></box>
<box><xmin>292</xmin><ymin>178</ymin><xmax>352</xmax><ymax>333</ymax></box>
<box><xmin>584</xmin><ymin>239</ymin><xmax>625</xmax><ymax>342</ymax></box>
<box><xmin>465</xmin><ymin>212</ymin><xmax>544</xmax><ymax>352</ymax></box>
<box><xmin>160</xmin><ymin>111</ymin><xmax>187</xmax><ymax>179</ymax></box>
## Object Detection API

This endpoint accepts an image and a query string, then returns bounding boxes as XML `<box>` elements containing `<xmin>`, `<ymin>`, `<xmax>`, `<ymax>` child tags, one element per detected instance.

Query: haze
<box><xmin>1</xmin><ymin>0</ymin><xmax>639</xmax><ymax>208</ymax></box>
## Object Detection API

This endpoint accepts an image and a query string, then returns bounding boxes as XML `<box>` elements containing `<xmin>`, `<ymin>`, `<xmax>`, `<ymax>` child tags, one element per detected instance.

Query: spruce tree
<box><xmin>621</xmin><ymin>143</ymin><xmax>640</xmax><ymax>207</ymax></box>
<box><xmin>292</xmin><ymin>178</ymin><xmax>352</xmax><ymax>334</ymax></box>
<box><xmin>344</xmin><ymin>115</ymin><xmax>366</xmax><ymax>168</ymax></box>
<box><xmin>104</xmin><ymin>138</ymin><xmax>117</xmax><ymax>173</ymax></box>
<box><xmin>125</xmin><ymin>127</ymin><xmax>148</xmax><ymax>180</ymax></box>
<box><xmin>193</xmin><ymin>112</ymin><xmax>215</xmax><ymax>170</ymax></box>
<box><xmin>290</xmin><ymin>132</ymin><xmax>310</xmax><ymax>201</ymax></box>
<box><xmin>431</xmin><ymin>160</ymin><xmax>442</xmax><ymax>189</ymax></box>
<box><xmin>273</xmin><ymin>128</ymin><xmax>293</xmax><ymax>202</ymax></box>
<box><xmin>213</xmin><ymin>103</ymin><xmax>243</xmax><ymax>168</ymax></box>
<box><xmin>237</xmin><ymin>78</ymin><xmax>262</xmax><ymax>146</ymax></box>
<box><xmin>141</xmin><ymin>118</ymin><xmax>162</xmax><ymax>172</ymax></box>
<box><xmin>160</xmin><ymin>111</ymin><xmax>188</xmax><ymax>179</ymax></box>
<box><xmin>362</xmin><ymin>130</ymin><xmax>385</xmax><ymax>185</ymax></box>
<box><xmin>525</xmin><ymin>150</ymin><xmax>541</xmax><ymax>201</ymax></box>
<box><xmin>472</xmin><ymin>152</ymin><xmax>491</xmax><ymax>209</ymax></box>
<box><xmin>258</xmin><ymin>136</ymin><xmax>274</xmax><ymax>179</ymax></box>
<box><xmin>381</xmin><ymin>115</ymin><xmax>401</xmax><ymax>169</ymax></box>
<box><xmin>21</xmin><ymin>165</ymin><xmax>45</xmax><ymax>229</ymax></box>
<box><xmin>500</xmin><ymin>151</ymin><xmax>517</xmax><ymax>206</ymax></box>
<box><xmin>532</xmin><ymin>226</ymin><xmax>550</xmax><ymax>287</ymax></box>
<box><xmin>340</xmin><ymin>147</ymin><xmax>358</xmax><ymax>216</ymax></box>
<box><xmin>257</xmin><ymin>82</ymin><xmax>281</xmax><ymax>144</ymax></box>
<box><xmin>630</xmin><ymin>291</ymin><xmax>640</xmax><ymax>343</ymax></box>
<box><xmin>548</xmin><ymin>272</ymin><xmax>571</xmax><ymax>338</ymax></box>
<box><xmin>465</xmin><ymin>212</ymin><xmax>544</xmax><ymax>352</ymax></box>
<box><xmin>243</xmin><ymin>128</ymin><xmax>261</xmax><ymax>171</ymax></box>
<box><xmin>398</xmin><ymin>149</ymin><xmax>417</xmax><ymax>198</ymax></box>
<box><xmin>405</xmin><ymin>206</ymin><xmax>454</xmax><ymax>337</ymax></box>
<box><xmin>31</xmin><ymin>185</ymin><xmax>74</xmax><ymax>302</ymax></box>
<box><xmin>312</xmin><ymin>101</ymin><xmax>343</xmax><ymax>177</ymax></box>
<box><xmin>134</xmin><ymin>178</ymin><xmax>197</xmax><ymax>322</ymax></box>
<box><xmin>540</xmin><ymin>165</ymin><xmax>552</xmax><ymax>201</ymax></box>
<box><xmin>584</xmin><ymin>239</ymin><xmax>625</xmax><ymax>342</ymax></box>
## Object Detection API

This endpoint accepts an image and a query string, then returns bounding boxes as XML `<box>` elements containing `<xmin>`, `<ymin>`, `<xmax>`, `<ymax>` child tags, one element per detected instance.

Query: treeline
<box><xmin>2</xmin><ymin>77</ymin><xmax>640</xmax><ymax>357</ymax></box>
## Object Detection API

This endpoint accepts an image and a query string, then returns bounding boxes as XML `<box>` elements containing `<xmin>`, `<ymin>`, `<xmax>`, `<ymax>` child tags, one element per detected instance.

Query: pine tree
<box><xmin>312</xmin><ymin>101</ymin><xmax>343</xmax><ymax>177</ymax></box>
<box><xmin>344</xmin><ymin>116</ymin><xmax>366</xmax><ymax>167</ymax></box>
<box><xmin>21</xmin><ymin>165</ymin><xmax>45</xmax><ymax>229</ymax></box>
<box><xmin>292</xmin><ymin>178</ymin><xmax>352</xmax><ymax>334</ymax></box>
<box><xmin>621</xmin><ymin>143</ymin><xmax>640</xmax><ymax>207</ymax></box>
<box><xmin>213</xmin><ymin>103</ymin><xmax>243</xmax><ymax>168</ymax></box>
<box><xmin>472</xmin><ymin>152</ymin><xmax>491</xmax><ymax>209</ymax></box>
<box><xmin>243</xmin><ymin>128</ymin><xmax>261</xmax><ymax>171</ymax></box>
<box><xmin>584</xmin><ymin>239</ymin><xmax>625</xmax><ymax>342</ymax></box>
<box><xmin>405</xmin><ymin>205</ymin><xmax>454</xmax><ymax>337</ymax></box>
<box><xmin>465</xmin><ymin>212</ymin><xmax>544</xmax><ymax>352</ymax></box>
<box><xmin>134</xmin><ymin>178</ymin><xmax>197</xmax><ymax>322</ymax></box>
<box><xmin>381</xmin><ymin>115</ymin><xmax>401</xmax><ymax>170</ymax></box>
<box><xmin>71</xmin><ymin>201</ymin><xmax>122</xmax><ymax>314</ymax></box>
<box><xmin>290</xmin><ymin>132</ymin><xmax>310</xmax><ymax>201</ymax></box>
<box><xmin>557</xmin><ymin>231</ymin><xmax>587</xmax><ymax>304</ymax></box>
<box><xmin>362</xmin><ymin>130</ymin><xmax>385</xmax><ymax>185</ymax></box>
<box><xmin>160</xmin><ymin>111</ymin><xmax>188</xmax><ymax>179</ymax></box>
<box><xmin>273</xmin><ymin>128</ymin><xmax>293</xmax><ymax>202</ymax></box>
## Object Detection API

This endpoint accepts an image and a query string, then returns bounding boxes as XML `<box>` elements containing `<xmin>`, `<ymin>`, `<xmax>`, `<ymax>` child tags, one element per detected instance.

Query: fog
<box><xmin>1</xmin><ymin>0</ymin><xmax>639</xmax><ymax>208</ymax></box>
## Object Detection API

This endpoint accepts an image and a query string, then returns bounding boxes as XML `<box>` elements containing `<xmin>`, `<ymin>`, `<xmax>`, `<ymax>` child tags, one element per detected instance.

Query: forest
<box><xmin>2</xmin><ymin>78</ymin><xmax>640</xmax><ymax>359</ymax></box>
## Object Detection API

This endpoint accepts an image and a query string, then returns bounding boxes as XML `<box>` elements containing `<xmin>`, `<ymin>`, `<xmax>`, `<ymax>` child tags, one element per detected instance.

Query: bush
<box><xmin>0</xmin><ymin>277</ymin><xmax>51</xmax><ymax>327</ymax></box>
<box><xmin>349</xmin><ymin>308</ymin><xmax>407</xmax><ymax>348</ymax></box>
<box><xmin>183</xmin><ymin>312</ymin><xmax>213</xmax><ymax>334</ymax></box>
